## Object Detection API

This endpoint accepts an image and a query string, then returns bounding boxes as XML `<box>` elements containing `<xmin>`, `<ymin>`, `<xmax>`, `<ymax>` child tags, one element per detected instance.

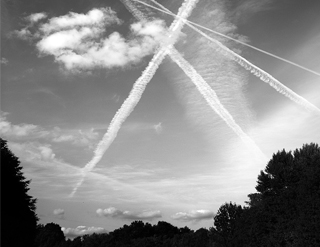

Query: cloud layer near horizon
<box><xmin>96</xmin><ymin>207</ymin><xmax>162</xmax><ymax>221</ymax></box>
<box><xmin>171</xmin><ymin>210</ymin><xmax>214</xmax><ymax>222</ymax></box>
<box><xmin>13</xmin><ymin>7</ymin><xmax>171</xmax><ymax>71</ymax></box>
<box><xmin>62</xmin><ymin>226</ymin><xmax>107</xmax><ymax>239</ymax></box>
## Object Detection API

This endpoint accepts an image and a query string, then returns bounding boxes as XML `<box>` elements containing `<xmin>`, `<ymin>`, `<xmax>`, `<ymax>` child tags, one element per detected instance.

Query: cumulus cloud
<box><xmin>171</xmin><ymin>210</ymin><xmax>214</xmax><ymax>222</ymax></box>
<box><xmin>10</xmin><ymin>12</ymin><xmax>47</xmax><ymax>40</ymax></box>
<box><xmin>0</xmin><ymin>112</ymin><xmax>98</xmax><ymax>148</ymax></box>
<box><xmin>96</xmin><ymin>207</ymin><xmax>162</xmax><ymax>221</ymax></box>
<box><xmin>11</xmin><ymin>27</ymin><xmax>33</xmax><ymax>40</ymax></box>
<box><xmin>39</xmin><ymin>8</ymin><xmax>120</xmax><ymax>34</ymax></box>
<box><xmin>26</xmin><ymin>12</ymin><xmax>48</xmax><ymax>24</ymax></box>
<box><xmin>13</xmin><ymin>8</ymin><xmax>171</xmax><ymax>71</ymax></box>
<box><xmin>62</xmin><ymin>226</ymin><xmax>107</xmax><ymax>239</ymax></box>
<box><xmin>53</xmin><ymin>208</ymin><xmax>65</xmax><ymax>218</ymax></box>
<box><xmin>0</xmin><ymin>113</ymin><xmax>39</xmax><ymax>137</ymax></box>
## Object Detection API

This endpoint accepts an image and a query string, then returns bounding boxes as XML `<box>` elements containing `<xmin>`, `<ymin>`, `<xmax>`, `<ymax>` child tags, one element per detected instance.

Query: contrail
<box><xmin>121</xmin><ymin>1</ymin><xmax>266</xmax><ymax>157</ymax></box>
<box><xmin>70</xmin><ymin>0</ymin><xmax>199</xmax><ymax>197</ymax></box>
<box><xmin>134</xmin><ymin>0</ymin><xmax>320</xmax><ymax>78</ymax></box>
<box><xmin>135</xmin><ymin>0</ymin><xmax>320</xmax><ymax>114</ymax></box>
<box><xmin>120</xmin><ymin>0</ymin><xmax>148</xmax><ymax>21</ymax></box>
<box><xmin>168</xmin><ymin>48</ymin><xmax>265</xmax><ymax>158</ymax></box>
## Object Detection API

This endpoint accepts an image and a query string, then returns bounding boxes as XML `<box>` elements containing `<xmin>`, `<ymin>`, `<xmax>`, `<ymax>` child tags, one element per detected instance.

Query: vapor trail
<box><xmin>168</xmin><ymin>48</ymin><xmax>265</xmax><ymax>158</ymax></box>
<box><xmin>134</xmin><ymin>0</ymin><xmax>320</xmax><ymax>78</ymax></box>
<box><xmin>70</xmin><ymin>0</ymin><xmax>199</xmax><ymax>197</ymax></box>
<box><xmin>135</xmin><ymin>0</ymin><xmax>320</xmax><ymax>114</ymax></box>
<box><xmin>121</xmin><ymin>0</ymin><xmax>265</xmax><ymax>158</ymax></box>
<box><xmin>120</xmin><ymin>0</ymin><xmax>148</xmax><ymax>21</ymax></box>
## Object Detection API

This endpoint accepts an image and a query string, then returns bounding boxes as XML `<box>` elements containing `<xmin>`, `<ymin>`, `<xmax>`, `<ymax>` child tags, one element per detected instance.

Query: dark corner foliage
<box><xmin>1</xmin><ymin>139</ymin><xmax>319</xmax><ymax>247</ymax></box>
<box><xmin>1</xmin><ymin>138</ymin><xmax>39</xmax><ymax>247</ymax></box>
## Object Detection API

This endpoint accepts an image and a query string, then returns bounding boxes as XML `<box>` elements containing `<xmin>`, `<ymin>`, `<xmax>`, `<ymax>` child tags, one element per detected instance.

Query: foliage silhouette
<box><xmin>235</xmin><ymin>143</ymin><xmax>320</xmax><ymax>246</ymax></box>
<box><xmin>210</xmin><ymin>202</ymin><xmax>243</xmax><ymax>247</ymax></box>
<box><xmin>1</xmin><ymin>138</ymin><xmax>38</xmax><ymax>247</ymax></box>
<box><xmin>35</xmin><ymin>223</ymin><xmax>66</xmax><ymax>247</ymax></box>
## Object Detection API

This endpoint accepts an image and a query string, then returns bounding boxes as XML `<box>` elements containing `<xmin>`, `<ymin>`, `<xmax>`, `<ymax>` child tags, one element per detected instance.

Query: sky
<box><xmin>1</xmin><ymin>0</ymin><xmax>320</xmax><ymax>238</ymax></box>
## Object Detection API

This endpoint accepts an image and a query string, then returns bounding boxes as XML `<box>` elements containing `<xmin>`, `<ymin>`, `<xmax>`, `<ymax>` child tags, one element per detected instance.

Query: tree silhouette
<box><xmin>236</xmin><ymin>143</ymin><xmax>320</xmax><ymax>246</ymax></box>
<box><xmin>34</xmin><ymin>223</ymin><xmax>66</xmax><ymax>247</ymax></box>
<box><xmin>1</xmin><ymin>138</ymin><xmax>38</xmax><ymax>247</ymax></box>
<box><xmin>211</xmin><ymin>202</ymin><xmax>243</xmax><ymax>247</ymax></box>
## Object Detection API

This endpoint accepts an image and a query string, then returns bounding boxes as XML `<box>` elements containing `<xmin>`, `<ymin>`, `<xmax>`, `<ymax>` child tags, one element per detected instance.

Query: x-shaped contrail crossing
<box><xmin>70</xmin><ymin>0</ymin><xmax>319</xmax><ymax>197</ymax></box>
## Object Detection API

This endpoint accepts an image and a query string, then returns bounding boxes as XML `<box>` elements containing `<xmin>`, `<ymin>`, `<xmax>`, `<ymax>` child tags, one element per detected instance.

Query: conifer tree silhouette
<box><xmin>1</xmin><ymin>138</ymin><xmax>38</xmax><ymax>247</ymax></box>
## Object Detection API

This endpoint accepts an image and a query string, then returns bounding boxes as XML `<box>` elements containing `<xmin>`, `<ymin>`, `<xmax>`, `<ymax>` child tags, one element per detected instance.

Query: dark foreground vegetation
<box><xmin>1</xmin><ymin>138</ymin><xmax>320</xmax><ymax>246</ymax></box>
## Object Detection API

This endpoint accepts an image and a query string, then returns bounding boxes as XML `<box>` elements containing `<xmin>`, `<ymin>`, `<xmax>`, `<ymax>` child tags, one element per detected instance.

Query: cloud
<box><xmin>166</xmin><ymin>0</ymin><xmax>254</xmax><ymax>158</ymax></box>
<box><xmin>122</xmin><ymin>121</ymin><xmax>163</xmax><ymax>134</ymax></box>
<box><xmin>53</xmin><ymin>208</ymin><xmax>65</xmax><ymax>218</ymax></box>
<box><xmin>26</xmin><ymin>12</ymin><xmax>48</xmax><ymax>24</ymax></box>
<box><xmin>1</xmin><ymin>57</ymin><xmax>8</xmax><ymax>64</ymax></box>
<box><xmin>10</xmin><ymin>12</ymin><xmax>47</xmax><ymax>40</ymax></box>
<box><xmin>13</xmin><ymin>8</ymin><xmax>170</xmax><ymax>71</ymax></box>
<box><xmin>39</xmin><ymin>8</ymin><xmax>120</xmax><ymax>34</ymax></box>
<box><xmin>250</xmin><ymin>84</ymin><xmax>320</xmax><ymax>157</ymax></box>
<box><xmin>153</xmin><ymin>122</ymin><xmax>163</xmax><ymax>134</ymax></box>
<box><xmin>7</xmin><ymin>140</ymin><xmax>84</xmax><ymax>198</ymax></box>
<box><xmin>0</xmin><ymin>112</ymin><xmax>98</xmax><ymax>148</ymax></box>
<box><xmin>9</xmin><ymin>142</ymin><xmax>57</xmax><ymax>162</ymax></box>
<box><xmin>0</xmin><ymin>114</ymin><xmax>39</xmax><ymax>137</ymax></box>
<box><xmin>62</xmin><ymin>226</ymin><xmax>107</xmax><ymax>239</ymax></box>
<box><xmin>96</xmin><ymin>207</ymin><xmax>162</xmax><ymax>221</ymax></box>
<box><xmin>171</xmin><ymin>210</ymin><xmax>214</xmax><ymax>222</ymax></box>
<box><xmin>11</xmin><ymin>27</ymin><xmax>33</xmax><ymax>40</ymax></box>
<box><xmin>228</xmin><ymin>0</ymin><xmax>275</xmax><ymax>23</ymax></box>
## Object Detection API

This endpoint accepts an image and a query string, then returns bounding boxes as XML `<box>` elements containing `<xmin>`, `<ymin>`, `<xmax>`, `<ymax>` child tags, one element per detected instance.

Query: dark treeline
<box><xmin>35</xmin><ymin>221</ymin><xmax>214</xmax><ymax>247</ymax></box>
<box><xmin>1</xmin><ymin>138</ymin><xmax>320</xmax><ymax>247</ymax></box>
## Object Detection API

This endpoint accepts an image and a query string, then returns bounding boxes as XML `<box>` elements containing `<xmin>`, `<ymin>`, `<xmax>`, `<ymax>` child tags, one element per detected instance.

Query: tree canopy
<box><xmin>1</xmin><ymin>138</ymin><xmax>39</xmax><ymax>247</ymax></box>
<box><xmin>217</xmin><ymin>143</ymin><xmax>320</xmax><ymax>247</ymax></box>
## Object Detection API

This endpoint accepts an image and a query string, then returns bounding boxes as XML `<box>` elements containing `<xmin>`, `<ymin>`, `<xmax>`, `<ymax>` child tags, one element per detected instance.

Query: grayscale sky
<box><xmin>1</xmin><ymin>0</ymin><xmax>320</xmax><ymax>238</ymax></box>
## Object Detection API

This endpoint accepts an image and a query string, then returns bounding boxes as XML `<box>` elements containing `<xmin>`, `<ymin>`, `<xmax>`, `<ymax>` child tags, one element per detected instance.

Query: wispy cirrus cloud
<box><xmin>228</xmin><ymin>0</ymin><xmax>275</xmax><ymax>23</ymax></box>
<box><xmin>7</xmin><ymin>141</ymin><xmax>83</xmax><ymax>198</ymax></box>
<box><xmin>96</xmin><ymin>207</ymin><xmax>162</xmax><ymax>221</ymax></box>
<box><xmin>167</xmin><ymin>0</ymin><xmax>253</xmax><ymax>155</ymax></box>
<box><xmin>121</xmin><ymin>121</ymin><xmax>164</xmax><ymax>135</ymax></box>
<box><xmin>171</xmin><ymin>210</ymin><xmax>214</xmax><ymax>222</ymax></box>
<box><xmin>62</xmin><ymin>226</ymin><xmax>107</xmax><ymax>239</ymax></box>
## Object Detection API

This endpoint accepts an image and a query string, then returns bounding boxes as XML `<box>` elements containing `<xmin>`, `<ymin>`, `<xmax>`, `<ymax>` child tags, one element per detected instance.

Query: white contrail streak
<box><xmin>70</xmin><ymin>0</ymin><xmax>199</xmax><ymax>197</ymax></box>
<box><xmin>168</xmin><ymin>48</ymin><xmax>265</xmax><ymax>158</ymax></box>
<box><xmin>121</xmin><ymin>1</ymin><xmax>266</xmax><ymax>157</ymax></box>
<box><xmin>136</xmin><ymin>0</ymin><xmax>320</xmax><ymax>114</ymax></box>
<box><xmin>120</xmin><ymin>0</ymin><xmax>148</xmax><ymax>20</ymax></box>
<box><xmin>134</xmin><ymin>0</ymin><xmax>320</xmax><ymax>78</ymax></box>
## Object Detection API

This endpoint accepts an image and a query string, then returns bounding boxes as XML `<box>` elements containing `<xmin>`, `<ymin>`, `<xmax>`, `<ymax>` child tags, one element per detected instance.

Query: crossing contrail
<box><xmin>121</xmin><ymin>1</ymin><xmax>266</xmax><ymax>157</ymax></box>
<box><xmin>168</xmin><ymin>48</ymin><xmax>265</xmax><ymax>158</ymax></box>
<box><xmin>69</xmin><ymin>0</ymin><xmax>199</xmax><ymax>197</ymax></box>
<box><xmin>134</xmin><ymin>0</ymin><xmax>320</xmax><ymax>115</ymax></box>
<box><xmin>135</xmin><ymin>0</ymin><xmax>320</xmax><ymax>78</ymax></box>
